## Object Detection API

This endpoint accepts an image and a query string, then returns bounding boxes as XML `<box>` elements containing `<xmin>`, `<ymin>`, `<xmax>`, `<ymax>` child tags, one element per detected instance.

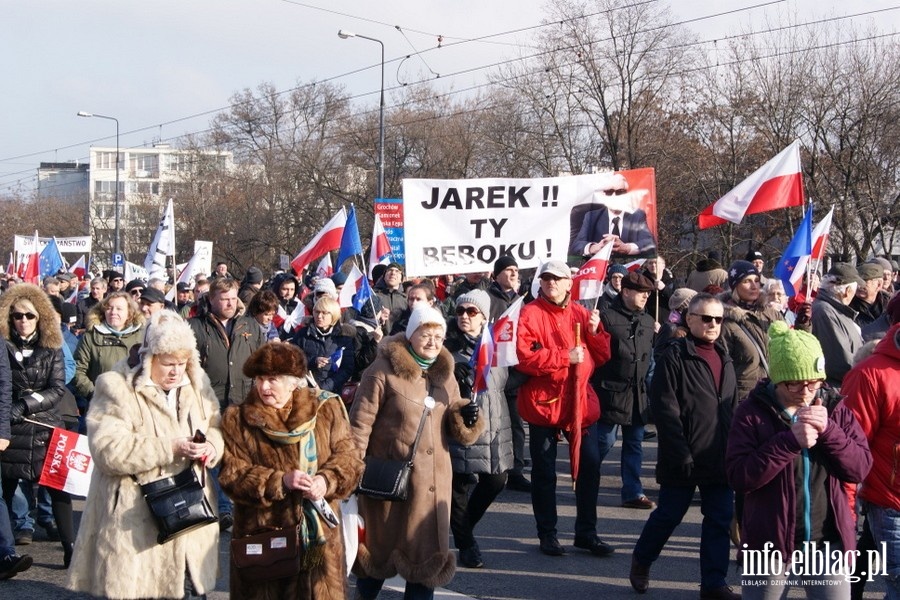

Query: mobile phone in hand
<box><xmin>193</xmin><ymin>429</ymin><xmax>206</xmax><ymax>444</ymax></box>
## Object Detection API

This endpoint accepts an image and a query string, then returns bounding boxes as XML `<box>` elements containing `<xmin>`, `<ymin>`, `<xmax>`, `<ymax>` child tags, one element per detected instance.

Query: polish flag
<box><xmin>290</xmin><ymin>208</ymin><xmax>347</xmax><ymax>275</ymax></box>
<box><xmin>315</xmin><ymin>254</ymin><xmax>334</xmax><ymax>279</ymax></box>
<box><xmin>622</xmin><ymin>258</ymin><xmax>646</xmax><ymax>272</ymax></box>
<box><xmin>274</xmin><ymin>301</ymin><xmax>308</xmax><ymax>334</ymax></box>
<box><xmin>492</xmin><ymin>296</ymin><xmax>524</xmax><ymax>367</ymax></box>
<box><xmin>22</xmin><ymin>231</ymin><xmax>41</xmax><ymax>285</ymax></box>
<box><xmin>39</xmin><ymin>428</ymin><xmax>94</xmax><ymax>498</ymax></box>
<box><xmin>368</xmin><ymin>214</ymin><xmax>393</xmax><ymax>277</ymax></box>
<box><xmin>699</xmin><ymin>140</ymin><xmax>804</xmax><ymax>229</ymax></box>
<box><xmin>571</xmin><ymin>243</ymin><xmax>613</xmax><ymax>301</ymax></box>
<box><xmin>790</xmin><ymin>206</ymin><xmax>834</xmax><ymax>293</ymax></box>
<box><xmin>338</xmin><ymin>265</ymin><xmax>366</xmax><ymax>309</ymax></box>
<box><xmin>69</xmin><ymin>255</ymin><xmax>87</xmax><ymax>279</ymax></box>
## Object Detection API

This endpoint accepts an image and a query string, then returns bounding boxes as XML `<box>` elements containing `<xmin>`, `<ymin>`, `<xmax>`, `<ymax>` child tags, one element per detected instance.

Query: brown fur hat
<box><xmin>243</xmin><ymin>342</ymin><xmax>307</xmax><ymax>379</ymax></box>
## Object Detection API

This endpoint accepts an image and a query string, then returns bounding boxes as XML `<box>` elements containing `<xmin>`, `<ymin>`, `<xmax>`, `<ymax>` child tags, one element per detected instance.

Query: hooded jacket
<box><xmin>349</xmin><ymin>334</ymin><xmax>483</xmax><ymax>588</ymax></box>
<box><xmin>718</xmin><ymin>292</ymin><xmax>782</xmax><ymax>400</ymax></box>
<box><xmin>0</xmin><ymin>284</ymin><xmax>67</xmax><ymax>481</ymax></box>
<box><xmin>842</xmin><ymin>323</ymin><xmax>900</xmax><ymax>511</ymax></box>
<box><xmin>219</xmin><ymin>387</ymin><xmax>363</xmax><ymax>600</ymax></box>
<box><xmin>72</xmin><ymin>300</ymin><xmax>145</xmax><ymax>399</ymax></box>
<box><xmin>67</xmin><ymin>334</ymin><xmax>224</xmax><ymax>599</ymax></box>
<box><xmin>726</xmin><ymin>380</ymin><xmax>871</xmax><ymax>556</ymax></box>
<box><xmin>516</xmin><ymin>293</ymin><xmax>611</xmax><ymax>428</ymax></box>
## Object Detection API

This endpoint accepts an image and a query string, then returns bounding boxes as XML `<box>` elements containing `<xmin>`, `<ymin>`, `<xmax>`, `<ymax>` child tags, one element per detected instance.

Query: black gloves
<box><xmin>9</xmin><ymin>401</ymin><xmax>26</xmax><ymax>425</ymax></box>
<box><xmin>454</xmin><ymin>362</ymin><xmax>474</xmax><ymax>400</ymax></box>
<box><xmin>460</xmin><ymin>401</ymin><xmax>479</xmax><ymax>428</ymax></box>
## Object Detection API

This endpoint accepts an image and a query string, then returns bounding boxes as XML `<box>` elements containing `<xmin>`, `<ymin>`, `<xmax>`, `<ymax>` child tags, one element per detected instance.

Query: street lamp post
<box><xmin>338</xmin><ymin>29</ymin><xmax>385</xmax><ymax>201</ymax></box>
<box><xmin>77</xmin><ymin>111</ymin><xmax>121</xmax><ymax>257</ymax></box>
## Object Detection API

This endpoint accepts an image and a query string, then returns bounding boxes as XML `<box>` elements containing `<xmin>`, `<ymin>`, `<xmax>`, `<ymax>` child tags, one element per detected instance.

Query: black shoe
<box><xmin>63</xmin><ymin>542</ymin><xmax>74</xmax><ymax>568</ymax></box>
<box><xmin>630</xmin><ymin>556</ymin><xmax>651</xmax><ymax>593</ymax></box>
<box><xmin>459</xmin><ymin>544</ymin><xmax>484</xmax><ymax>568</ymax></box>
<box><xmin>539</xmin><ymin>536</ymin><xmax>566</xmax><ymax>556</ymax></box>
<box><xmin>573</xmin><ymin>535</ymin><xmax>615</xmax><ymax>556</ymax></box>
<box><xmin>14</xmin><ymin>530</ymin><xmax>33</xmax><ymax>546</ymax></box>
<box><xmin>219</xmin><ymin>513</ymin><xmax>233</xmax><ymax>531</ymax></box>
<box><xmin>506</xmin><ymin>473</ymin><xmax>532</xmax><ymax>493</ymax></box>
<box><xmin>40</xmin><ymin>523</ymin><xmax>61</xmax><ymax>542</ymax></box>
<box><xmin>0</xmin><ymin>553</ymin><xmax>33</xmax><ymax>580</ymax></box>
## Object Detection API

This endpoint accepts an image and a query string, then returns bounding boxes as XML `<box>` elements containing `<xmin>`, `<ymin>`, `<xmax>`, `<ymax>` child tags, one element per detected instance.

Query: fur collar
<box><xmin>85</xmin><ymin>299</ymin><xmax>145</xmax><ymax>332</ymax></box>
<box><xmin>381</xmin><ymin>334</ymin><xmax>453</xmax><ymax>385</ymax></box>
<box><xmin>241</xmin><ymin>387</ymin><xmax>320</xmax><ymax>432</ymax></box>
<box><xmin>0</xmin><ymin>284</ymin><xmax>63</xmax><ymax>350</ymax></box>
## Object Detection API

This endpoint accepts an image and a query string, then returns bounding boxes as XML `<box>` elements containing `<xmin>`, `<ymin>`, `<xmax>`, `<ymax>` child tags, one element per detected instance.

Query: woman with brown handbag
<box><xmin>219</xmin><ymin>342</ymin><xmax>363</xmax><ymax>599</ymax></box>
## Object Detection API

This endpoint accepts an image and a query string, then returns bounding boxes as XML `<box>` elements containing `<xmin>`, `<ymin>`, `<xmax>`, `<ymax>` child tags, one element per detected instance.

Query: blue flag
<box><xmin>336</xmin><ymin>205</ymin><xmax>363</xmax><ymax>268</ymax></box>
<box><xmin>773</xmin><ymin>205</ymin><xmax>813</xmax><ymax>297</ymax></box>
<box><xmin>352</xmin><ymin>276</ymin><xmax>373</xmax><ymax>312</ymax></box>
<box><xmin>39</xmin><ymin>237</ymin><xmax>65</xmax><ymax>279</ymax></box>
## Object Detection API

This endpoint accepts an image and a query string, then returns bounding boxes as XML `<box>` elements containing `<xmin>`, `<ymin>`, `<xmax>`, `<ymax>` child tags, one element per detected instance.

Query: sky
<box><xmin>1</xmin><ymin>0</ymin><xmax>898</xmax><ymax>194</ymax></box>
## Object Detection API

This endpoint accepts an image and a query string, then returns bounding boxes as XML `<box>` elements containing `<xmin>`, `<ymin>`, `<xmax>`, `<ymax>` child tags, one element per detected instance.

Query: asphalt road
<box><xmin>2</xmin><ymin>435</ymin><xmax>886</xmax><ymax>599</ymax></box>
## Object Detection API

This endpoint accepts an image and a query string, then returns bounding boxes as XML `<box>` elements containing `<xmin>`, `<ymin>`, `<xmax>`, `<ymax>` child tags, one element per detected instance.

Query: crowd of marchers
<box><xmin>0</xmin><ymin>249</ymin><xmax>898</xmax><ymax>600</ymax></box>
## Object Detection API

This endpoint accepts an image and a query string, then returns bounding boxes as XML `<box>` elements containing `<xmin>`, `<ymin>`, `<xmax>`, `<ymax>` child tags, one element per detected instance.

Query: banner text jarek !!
<box><xmin>402</xmin><ymin>170</ymin><xmax>656</xmax><ymax>277</ymax></box>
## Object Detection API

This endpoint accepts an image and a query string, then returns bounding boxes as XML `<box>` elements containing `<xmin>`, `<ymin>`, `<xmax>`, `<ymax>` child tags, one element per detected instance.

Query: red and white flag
<box><xmin>69</xmin><ymin>254</ymin><xmax>87</xmax><ymax>279</ymax></box>
<box><xmin>368</xmin><ymin>214</ymin><xmax>393</xmax><ymax>277</ymax></box>
<box><xmin>315</xmin><ymin>254</ymin><xmax>333</xmax><ymax>280</ymax></box>
<box><xmin>22</xmin><ymin>230</ymin><xmax>41</xmax><ymax>285</ymax></box>
<box><xmin>571</xmin><ymin>243</ymin><xmax>613</xmax><ymax>301</ymax></box>
<box><xmin>492</xmin><ymin>296</ymin><xmax>524</xmax><ymax>367</ymax></box>
<box><xmin>291</xmin><ymin>208</ymin><xmax>347</xmax><ymax>275</ymax></box>
<box><xmin>790</xmin><ymin>206</ymin><xmax>834</xmax><ymax>292</ymax></box>
<box><xmin>622</xmin><ymin>258</ymin><xmax>646</xmax><ymax>272</ymax></box>
<box><xmin>39</xmin><ymin>427</ymin><xmax>94</xmax><ymax>498</ymax></box>
<box><xmin>699</xmin><ymin>140</ymin><xmax>805</xmax><ymax>229</ymax></box>
<box><xmin>338</xmin><ymin>265</ymin><xmax>366</xmax><ymax>309</ymax></box>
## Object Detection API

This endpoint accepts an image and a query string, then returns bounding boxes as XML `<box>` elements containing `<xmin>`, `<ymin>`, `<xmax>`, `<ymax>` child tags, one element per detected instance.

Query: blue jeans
<box><xmin>633</xmin><ymin>483</ymin><xmax>733</xmax><ymax>589</ymax></box>
<box><xmin>529</xmin><ymin>422</ymin><xmax>602</xmax><ymax>540</ymax></box>
<box><xmin>209</xmin><ymin>464</ymin><xmax>232</xmax><ymax>516</ymax></box>
<box><xmin>11</xmin><ymin>481</ymin><xmax>54</xmax><ymax>533</ymax></box>
<box><xmin>0</xmin><ymin>461</ymin><xmax>13</xmax><ymax>557</ymax></box>
<box><xmin>862</xmin><ymin>500</ymin><xmax>900</xmax><ymax>600</ymax></box>
<box><xmin>596</xmin><ymin>421</ymin><xmax>645</xmax><ymax>502</ymax></box>
<box><xmin>356</xmin><ymin>577</ymin><xmax>434</xmax><ymax>600</ymax></box>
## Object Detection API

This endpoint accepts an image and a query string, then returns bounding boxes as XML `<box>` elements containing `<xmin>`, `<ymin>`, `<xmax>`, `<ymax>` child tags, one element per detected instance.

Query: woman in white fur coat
<box><xmin>67</xmin><ymin>310</ymin><xmax>224</xmax><ymax>600</ymax></box>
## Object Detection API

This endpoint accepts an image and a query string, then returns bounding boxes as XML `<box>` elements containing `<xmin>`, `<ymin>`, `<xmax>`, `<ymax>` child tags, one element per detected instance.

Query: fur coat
<box><xmin>219</xmin><ymin>387</ymin><xmax>363</xmax><ymax>600</ymax></box>
<box><xmin>67</xmin><ymin>358</ymin><xmax>224</xmax><ymax>599</ymax></box>
<box><xmin>349</xmin><ymin>334</ymin><xmax>484</xmax><ymax>588</ymax></box>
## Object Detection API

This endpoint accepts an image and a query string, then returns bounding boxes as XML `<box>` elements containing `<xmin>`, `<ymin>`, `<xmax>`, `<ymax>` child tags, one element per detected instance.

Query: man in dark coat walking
<box><xmin>630</xmin><ymin>293</ymin><xmax>738</xmax><ymax>600</ymax></box>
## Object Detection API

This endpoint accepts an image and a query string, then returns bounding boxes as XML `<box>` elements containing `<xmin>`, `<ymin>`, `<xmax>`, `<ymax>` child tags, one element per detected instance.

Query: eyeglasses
<box><xmin>603</xmin><ymin>188</ymin><xmax>628</xmax><ymax>196</ymax></box>
<box><xmin>11</xmin><ymin>312</ymin><xmax>37</xmax><ymax>321</ymax></box>
<box><xmin>783</xmin><ymin>381</ymin><xmax>824</xmax><ymax>393</ymax></box>
<box><xmin>689</xmin><ymin>313</ymin><xmax>723</xmax><ymax>324</ymax></box>
<box><xmin>455</xmin><ymin>306</ymin><xmax>481</xmax><ymax>317</ymax></box>
<box><xmin>415</xmin><ymin>333</ymin><xmax>445</xmax><ymax>344</ymax></box>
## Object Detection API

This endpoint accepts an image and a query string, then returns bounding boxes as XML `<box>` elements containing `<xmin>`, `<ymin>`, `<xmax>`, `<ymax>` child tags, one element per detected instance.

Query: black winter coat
<box><xmin>289</xmin><ymin>325</ymin><xmax>355</xmax><ymax>393</ymax></box>
<box><xmin>189</xmin><ymin>313</ymin><xmax>267</xmax><ymax>408</ymax></box>
<box><xmin>0</xmin><ymin>335</ymin><xmax>11</xmax><ymax>443</ymax></box>
<box><xmin>650</xmin><ymin>335</ymin><xmax>737</xmax><ymax>487</ymax></box>
<box><xmin>591</xmin><ymin>295</ymin><xmax>655</xmax><ymax>425</ymax></box>
<box><xmin>3</xmin><ymin>338</ymin><xmax>67</xmax><ymax>481</ymax></box>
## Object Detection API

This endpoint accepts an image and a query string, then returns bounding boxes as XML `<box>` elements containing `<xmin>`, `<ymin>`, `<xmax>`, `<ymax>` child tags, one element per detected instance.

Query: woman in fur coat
<box><xmin>350</xmin><ymin>305</ymin><xmax>484</xmax><ymax>600</ymax></box>
<box><xmin>0</xmin><ymin>283</ymin><xmax>75</xmax><ymax>567</ymax></box>
<box><xmin>67</xmin><ymin>311</ymin><xmax>224</xmax><ymax>599</ymax></box>
<box><xmin>219</xmin><ymin>342</ymin><xmax>363</xmax><ymax>600</ymax></box>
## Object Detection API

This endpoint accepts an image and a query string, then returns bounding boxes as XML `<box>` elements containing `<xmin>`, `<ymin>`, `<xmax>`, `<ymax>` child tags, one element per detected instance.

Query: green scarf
<box><xmin>406</xmin><ymin>345</ymin><xmax>437</xmax><ymax>370</ymax></box>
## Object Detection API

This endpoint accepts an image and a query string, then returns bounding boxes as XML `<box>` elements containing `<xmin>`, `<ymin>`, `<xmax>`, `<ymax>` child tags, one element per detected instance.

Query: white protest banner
<box><xmin>401</xmin><ymin>169</ymin><xmax>657</xmax><ymax>276</ymax></box>
<box><xmin>39</xmin><ymin>427</ymin><xmax>94</xmax><ymax>498</ymax></box>
<box><xmin>14</xmin><ymin>235</ymin><xmax>92</xmax><ymax>254</ymax></box>
<box><xmin>193</xmin><ymin>241</ymin><xmax>213</xmax><ymax>278</ymax></box>
<box><xmin>125</xmin><ymin>261</ymin><xmax>149</xmax><ymax>281</ymax></box>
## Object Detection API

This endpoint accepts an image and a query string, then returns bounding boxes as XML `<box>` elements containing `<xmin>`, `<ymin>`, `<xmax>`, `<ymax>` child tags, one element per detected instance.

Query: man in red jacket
<box><xmin>515</xmin><ymin>260</ymin><xmax>611</xmax><ymax>557</ymax></box>
<box><xmin>843</xmin><ymin>322</ymin><xmax>900</xmax><ymax>600</ymax></box>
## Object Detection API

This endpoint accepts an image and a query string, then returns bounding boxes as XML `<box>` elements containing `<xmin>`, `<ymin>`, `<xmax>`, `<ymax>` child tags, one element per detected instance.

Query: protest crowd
<box><xmin>0</xmin><ymin>169</ymin><xmax>899</xmax><ymax>600</ymax></box>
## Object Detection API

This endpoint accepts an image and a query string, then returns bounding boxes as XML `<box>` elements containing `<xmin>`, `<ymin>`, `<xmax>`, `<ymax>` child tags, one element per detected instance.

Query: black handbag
<box><xmin>138</xmin><ymin>466</ymin><xmax>218</xmax><ymax>544</ymax></box>
<box><xmin>357</xmin><ymin>405</ymin><xmax>430</xmax><ymax>501</ymax></box>
<box><xmin>231</xmin><ymin>525</ymin><xmax>303</xmax><ymax>581</ymax></box>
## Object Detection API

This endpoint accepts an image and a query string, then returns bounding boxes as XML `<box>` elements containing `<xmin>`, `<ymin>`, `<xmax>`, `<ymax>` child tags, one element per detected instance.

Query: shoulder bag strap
<box><xmin>406</xmin><ymin>405</ymin><xmax>431</xmax><ymax>467</ymax></box>
<box><xmin>737</xmin><ymin>322</ymin><xmax>770</xmax><ymax>375</ymax></box>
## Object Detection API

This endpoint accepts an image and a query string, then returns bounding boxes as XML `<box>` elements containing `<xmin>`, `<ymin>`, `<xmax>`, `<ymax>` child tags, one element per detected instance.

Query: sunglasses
<box><xmin>11</xmin><ymin>312</ymin><xmax>37</xmax><ymax>321</ymax></box>
<box><xmin>455</xmin><ymin>306</ymin><xmax>481</xmax><ymax>317</ymax></box>
<box><xmin>690</xmin><ymin>313</ymin><xmax>723</xmax><ymax>324</ymax></box>
<box><xmin>603</xmin><ymin>188</ymin><xmax>628</xmax><ymax>196</ymax></box>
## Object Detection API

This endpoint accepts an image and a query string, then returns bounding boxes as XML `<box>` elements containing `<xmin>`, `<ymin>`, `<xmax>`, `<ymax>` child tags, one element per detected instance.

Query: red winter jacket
<box><xmin>843</xmin><ymin>323</ymin><xmax>900</xmax><ymax>511</ymax></box>
<box><xmin>515</xmin><ymin>294</ymin><xmax>610</xmax><ymax>428</ymax></box>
